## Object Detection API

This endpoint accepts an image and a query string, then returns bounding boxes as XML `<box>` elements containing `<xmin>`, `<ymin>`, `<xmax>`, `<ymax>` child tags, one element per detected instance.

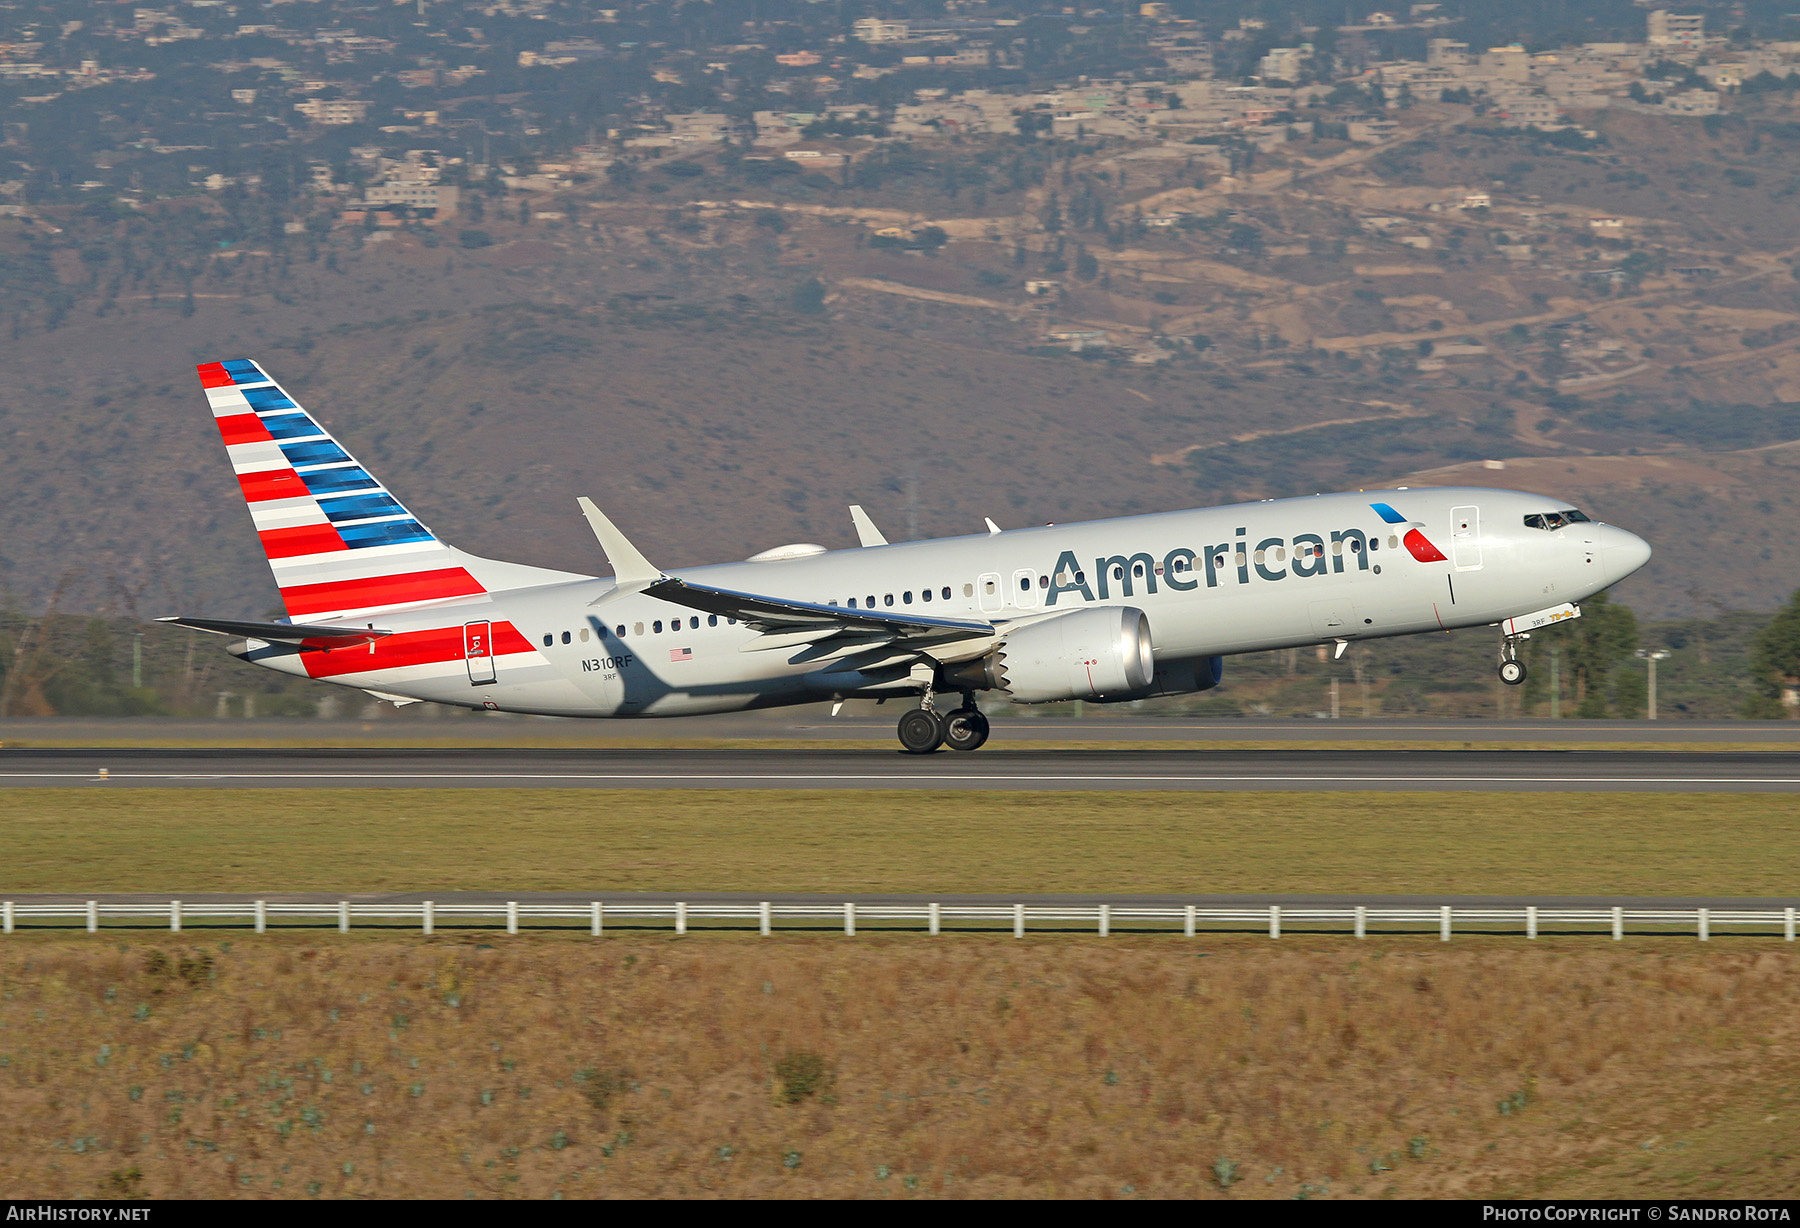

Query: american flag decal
<box><xmin>670</xmin><ymin>647</ymin><xmax>693</xmax><ymax>662</ymax></box>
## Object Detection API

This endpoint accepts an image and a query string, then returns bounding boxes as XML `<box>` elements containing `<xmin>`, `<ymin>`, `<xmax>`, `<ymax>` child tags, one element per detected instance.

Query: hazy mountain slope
<box><xmin>0</xmin><ymin>228</ymin><xmax>1789</xmax><ymax>622</ymax></box>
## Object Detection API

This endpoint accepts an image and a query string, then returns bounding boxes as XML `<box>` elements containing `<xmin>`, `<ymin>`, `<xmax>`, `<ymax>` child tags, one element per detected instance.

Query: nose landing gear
<box><xmin>1497</xmin><ymin>633</ymin><xmax>1528</xmax><ymax>686</ymax></box>
<box><xmin>896</xmin><ymin>689</ymin><xmax>990</xmax><ymax>753</ymax></box>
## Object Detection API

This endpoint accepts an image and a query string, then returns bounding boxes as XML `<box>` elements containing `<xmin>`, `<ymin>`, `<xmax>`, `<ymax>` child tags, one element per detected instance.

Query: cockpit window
<box><xmin>1524</xmin><ymin>509</ymin><xmax>1592</xmax><ymax>531</ymax></box>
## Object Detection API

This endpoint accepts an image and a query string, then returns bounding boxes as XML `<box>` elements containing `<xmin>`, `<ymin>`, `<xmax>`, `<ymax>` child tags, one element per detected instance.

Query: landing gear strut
<box><xmin>1497</xmin><ymin>633</ymin><xmax>1528</xmax><ymax>686</ymax></box>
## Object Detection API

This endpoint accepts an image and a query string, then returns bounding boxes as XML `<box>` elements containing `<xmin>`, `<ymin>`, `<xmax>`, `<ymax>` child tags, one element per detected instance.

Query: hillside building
<box><xmin>1647</xmin><ymin>11</ymin><xmax>1705</xmax><ymax>50</ymax></box>
<box><xmin>293</xmin><ymin>98</ymin><xmax>369</xmax><ymax>124</ymax></box>
<box><xmin>1257</xmin><ymin>46</ymin><xmax>1304</xmax><ymax>82</ymax></box>
<box><xmin>362</xmin><ymin>182</ymin><xmax>458</xmax><ymax>214</ymax></box>
<box><xmin>1426</xmin><ymin>38</ymin><xmax>1469</xmax><ymax>66</ymax></box>
<box><xmin>853</xmin><ymin>18</ymin><xmax>911</xmax><ymax>43</ymax></box>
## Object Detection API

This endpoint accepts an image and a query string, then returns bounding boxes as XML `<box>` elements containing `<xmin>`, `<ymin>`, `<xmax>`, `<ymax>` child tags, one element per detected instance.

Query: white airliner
<box><xmin>162</xmin><ymin>359</ymin><xmax>1653</xmax><ymax>752</ymax></box>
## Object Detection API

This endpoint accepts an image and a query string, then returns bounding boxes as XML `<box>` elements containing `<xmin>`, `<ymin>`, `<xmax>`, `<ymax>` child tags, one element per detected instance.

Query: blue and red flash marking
<box><xmin>1371</xmin><ymin>502</ymin><xmax>1448</xmax><ymax>564</ymax></box>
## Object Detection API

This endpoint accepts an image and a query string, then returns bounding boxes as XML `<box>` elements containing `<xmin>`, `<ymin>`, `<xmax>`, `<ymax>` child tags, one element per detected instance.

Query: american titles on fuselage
<box><xmin>1042</xmin><ymin>505</ymin><xmax>1444</xmax><ymax>608</ymax></box>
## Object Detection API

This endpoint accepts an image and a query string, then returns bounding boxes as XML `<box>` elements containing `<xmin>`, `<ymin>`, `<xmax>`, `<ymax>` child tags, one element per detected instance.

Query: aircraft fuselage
<box><xmin>237</xmin><ymin>485</ymin><xmax>1648</xmax><ymax>718</ymax></box>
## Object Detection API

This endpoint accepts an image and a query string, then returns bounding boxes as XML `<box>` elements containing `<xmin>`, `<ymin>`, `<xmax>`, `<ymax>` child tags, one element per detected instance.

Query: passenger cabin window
<box><xmin>965</xmin><ymin>583</ymin><xmax>976</xmax><ymax>598</ymax></box>
<box><xmin>867</xmin><ymin>595</ymin><xmax>876</xmax><ymax>608</ymax></box>
<box><xmin>708</xmin><ymin>615</ymin><xmax>718</xmax><ymax>627</ymax></box>
<box><xmin>561</xmin><ymin>631</ymin><xmax>571</xmax><ymax>645</ymax></box>
<box><xmin>943</xmin><ymin>586</ymin><xmax>953</xmax><ymax>600</ymax></box>
<box><xmin>634</xmin><ymin>622</ymin><xmax>644</xmax><ymax>636</ymax></box>
<box><xmin>922</xmin><ymin>589</ymin><xmax>932</xmax><ymax>602</ymax></box>
<box><xmin>616</xmin><ymin>625</ymin><xmax>627</xmax><ymax>637</ymax></box>
<box><xmin>542</xmin><ymin>633</ymin><xmax>553</xmax><ymax>647</ymax></box>
<box><xmin>1524</xmin><ymin>509</ymin><xmax>1590</xmax><ymax>531</ymax></box>
<box><xmin>884</xmin><ymin>594</ymin><xmax>895</xmax><ymax>607</ymax></box>
<box><xmin>653</xmin><ymin>620</ymin><xmax>663</xmax><ymax>634</ymax></box>
<box><xmin>580</xmin><ymin>628</ymin><xmax>590</xmax><ymax>642</ymax></box>
<box><xmin>848</xmin><ymin>598</ymin><xmax>858</xmax><ymax>608</ymax></box>
<box><xmin>903</xmin><ymin>591</ymin><xmax>913</xmax><ymax>604</ymax></box>
<box><xmin>690</xmin><ymin>617</ymin><xmax>700</xmax><ymax>630</ymax></box>
<box><xmin>1019</xmin><ymin>576</ymin><xmax>1030</xmax><ymax>592</ymax></box>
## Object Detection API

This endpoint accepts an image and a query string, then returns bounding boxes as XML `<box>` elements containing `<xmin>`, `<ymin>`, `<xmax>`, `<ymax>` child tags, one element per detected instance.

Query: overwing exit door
<box><xmin>977</xmin><ymin>572</ymin><xmax>1003</xmax><ymax>614</ymax></box>
<box><xmin>464</xmin><ymin>620</ymin><xmax>497</xmax><ymax>685</ymax></box>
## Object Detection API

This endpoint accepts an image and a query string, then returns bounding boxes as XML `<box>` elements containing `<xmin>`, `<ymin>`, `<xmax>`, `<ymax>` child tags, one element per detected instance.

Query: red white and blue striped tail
<box><xmin>197</xmin><ymin>358</ymin><xmax>489</xmax><ymax>622</ymax></box>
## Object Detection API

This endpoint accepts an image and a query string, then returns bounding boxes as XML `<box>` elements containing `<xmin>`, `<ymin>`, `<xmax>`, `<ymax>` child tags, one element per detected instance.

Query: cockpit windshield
<box><xmin>1523</xmin><ymin>509</ymin><xmax>1591</xmax><ymax>531</ymax></box>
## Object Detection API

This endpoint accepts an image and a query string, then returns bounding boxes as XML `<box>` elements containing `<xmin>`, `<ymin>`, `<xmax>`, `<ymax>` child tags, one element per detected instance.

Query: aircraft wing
<box><xmin>641</xmin><ymin>576</ymin><xmax>993</xmax><ymax>642</ymax></box>
<box><xmin>155</xmin><ymin>616</ymin><xmax>392</xmax><ymax>648</ymax></box>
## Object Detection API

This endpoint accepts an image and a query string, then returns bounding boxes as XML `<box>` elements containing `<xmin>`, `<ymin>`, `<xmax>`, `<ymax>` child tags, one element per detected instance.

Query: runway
<box><xmin>4</xmin><ymin>746</ymin><xmax>1799</xmax><ymax>791</ymax></box>
<box><xmin>4</xmin><ymin>715</ymin><xmax>1798</xmax><ymax>744</ymax></box>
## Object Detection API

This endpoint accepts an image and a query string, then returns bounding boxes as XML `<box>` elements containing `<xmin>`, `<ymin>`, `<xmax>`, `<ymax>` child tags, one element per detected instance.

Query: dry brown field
<box><xmin>2</xmin><ymin>935</ymin><xmax>1798</xmax><ymax>1199</ymax></box>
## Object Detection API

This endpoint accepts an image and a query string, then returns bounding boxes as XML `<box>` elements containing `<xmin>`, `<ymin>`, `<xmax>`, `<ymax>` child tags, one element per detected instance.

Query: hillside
<box><xmin>10</xmin><ymin>105</ymin><xmax>1800</xmax><ymax>621</ymax></box>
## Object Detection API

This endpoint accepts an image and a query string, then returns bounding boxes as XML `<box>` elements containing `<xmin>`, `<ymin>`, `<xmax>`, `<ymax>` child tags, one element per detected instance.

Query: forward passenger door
<box><xmin>1451</xmin><ymin>506</ymin><xmax>1482</xmax><ymax>571</ymax></box>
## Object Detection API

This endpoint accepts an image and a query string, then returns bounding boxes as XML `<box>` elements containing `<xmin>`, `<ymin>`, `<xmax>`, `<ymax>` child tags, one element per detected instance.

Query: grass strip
<box><xmin>0</xmin><ymin>789</ymin><xmax>1794</xmax><ymax>896</ymax></box>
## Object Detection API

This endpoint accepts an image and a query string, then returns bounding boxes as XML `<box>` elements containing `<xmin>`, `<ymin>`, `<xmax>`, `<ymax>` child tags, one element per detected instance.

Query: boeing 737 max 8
<box><xmin>162</xmin><ymin>359</ymin><xmax>1653</xmax><ymax>752</ymax></box>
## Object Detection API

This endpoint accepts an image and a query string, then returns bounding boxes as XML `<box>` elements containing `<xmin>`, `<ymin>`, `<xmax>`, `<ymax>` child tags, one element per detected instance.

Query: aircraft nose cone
<box><xmin>1602</xmin><ymin>525</ymin><xmax>1652</xmax><ymax>585</ymax></box>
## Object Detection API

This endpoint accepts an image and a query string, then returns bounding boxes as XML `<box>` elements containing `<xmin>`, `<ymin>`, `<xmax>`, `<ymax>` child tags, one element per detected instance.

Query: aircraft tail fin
<box><xmin>197</xmin><ymin>359</ymin><xmax>583</xmax><ymax>622</ymax></box>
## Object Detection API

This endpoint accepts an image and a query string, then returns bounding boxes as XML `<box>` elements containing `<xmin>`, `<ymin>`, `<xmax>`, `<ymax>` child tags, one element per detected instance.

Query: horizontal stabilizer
<box><xmin>643</xmin><ymin>576</ymin><xmax>993</xmax><ymax>642</ymax></box>
<box><xmin>154</xmin><ymin>616</ymin><xmax>392</xmax><ymax>647</ymax></box>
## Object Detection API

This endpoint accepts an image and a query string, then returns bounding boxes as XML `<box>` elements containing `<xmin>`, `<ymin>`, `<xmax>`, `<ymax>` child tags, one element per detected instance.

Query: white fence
<box><xmin>1</xmin><ymin>899</ymin><xmax>1796</xmax><ymax>942</ymax></box>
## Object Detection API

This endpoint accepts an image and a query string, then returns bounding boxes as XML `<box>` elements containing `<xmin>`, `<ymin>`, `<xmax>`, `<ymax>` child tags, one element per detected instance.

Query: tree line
<box><xmin>6</xmin><ymin>588</ymin><xmax>1800</xmax><ymax>720</ymax></box>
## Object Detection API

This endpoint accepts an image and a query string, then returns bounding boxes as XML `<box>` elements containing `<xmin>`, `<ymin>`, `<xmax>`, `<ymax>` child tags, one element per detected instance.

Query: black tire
<box><xmin>941</xmin><ymin>708</ymin><xmax>990</xmax><ymax>752</ymax></box>
<box><xmin>897</xmin><ymin>707</ymin><xmax>945</xmax><ymax>754</ymax></box>
<box><xmin>1498</xmin><ymin>659</ymin><xmax>1527</xmax><ymax>686</ymax></box>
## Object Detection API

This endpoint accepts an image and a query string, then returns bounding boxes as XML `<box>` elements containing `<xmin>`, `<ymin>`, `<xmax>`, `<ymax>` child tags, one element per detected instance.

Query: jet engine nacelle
<box><xmin>1148</xmin><ymin>655</ymin><xmax>1224</xmax><ymax>697</ymax></box>
<box><xmin>1087</xmin><ymin>654</ymin><xmax>1225</xmax><ymax>704</ymax></box>
<box><xmin>976</xmin><ymin>606</ymin><xmax>1155</xmax><ymax>704</ymax></box>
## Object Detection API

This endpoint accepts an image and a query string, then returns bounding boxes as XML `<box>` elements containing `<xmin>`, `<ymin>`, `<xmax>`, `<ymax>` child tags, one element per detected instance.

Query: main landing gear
<box><xmin>1497</xmin><ymin>633</ymin><xmax>1528</xmax><ymax>686</ymax></box>
<box><xmin>896</xmin><ymin>691</ymin><xmax>990</xmax><ymax>754</ymax></box>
